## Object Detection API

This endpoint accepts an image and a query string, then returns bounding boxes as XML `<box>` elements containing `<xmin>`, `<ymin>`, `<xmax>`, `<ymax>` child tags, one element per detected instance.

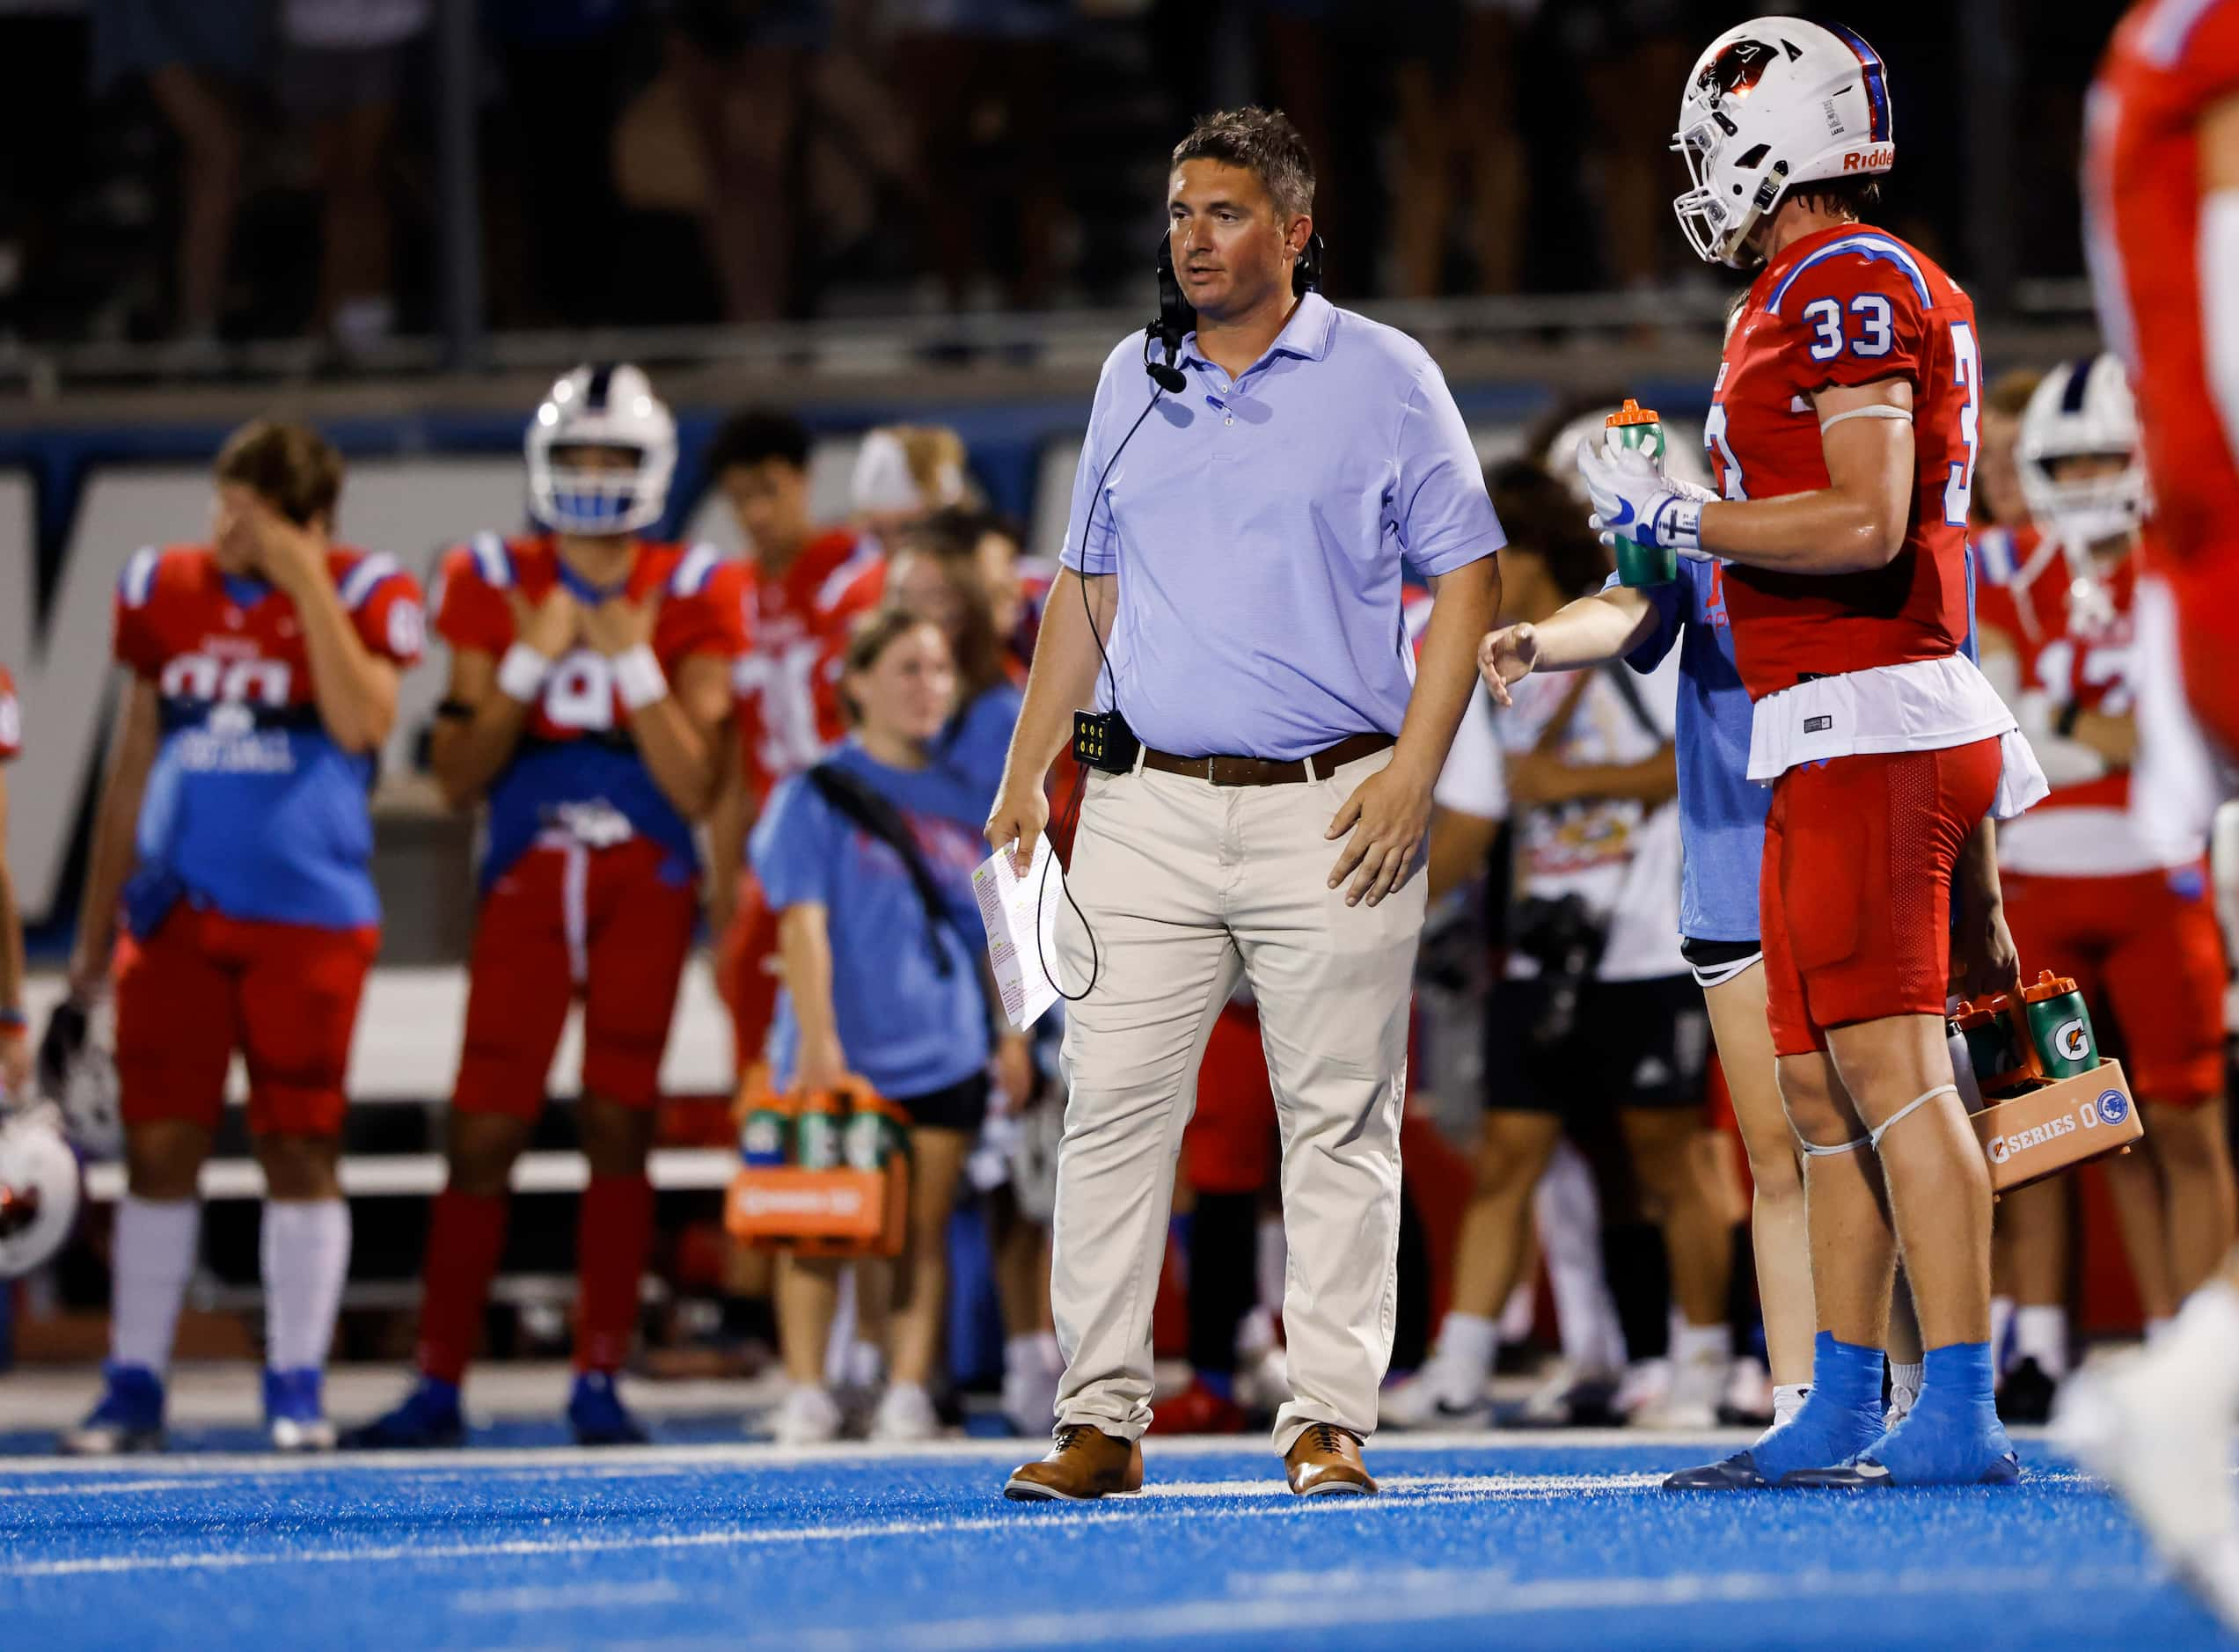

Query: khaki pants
<box><xmin>1051</xmin><ymin>748</ymin><xmax>1425</xmax><ymax>1455</ymax></box>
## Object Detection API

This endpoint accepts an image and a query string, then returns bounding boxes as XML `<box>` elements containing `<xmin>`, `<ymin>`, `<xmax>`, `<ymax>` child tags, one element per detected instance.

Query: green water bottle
<box><xmin>843</xmin><ymin>1103</ymin><xmax>886</xmax><ymax>1173</ymax></box>
<box><xmin>1606</xmin><ymin>399</ymin><xmax>1678</xmax><ymax>588</ymax></box>
<box><xmin>2021</xmin><ymin>971</ymin><xmax>2099</xmax><ymax>1079</ymax></box>
<box><xmin>794</xmin><ymin>1093</ymin><xmax>844</xmax><ymax>1171</ymax></box>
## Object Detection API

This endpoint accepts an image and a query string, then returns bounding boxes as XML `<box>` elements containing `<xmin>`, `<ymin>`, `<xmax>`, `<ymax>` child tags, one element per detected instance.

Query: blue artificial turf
<box><xmin>0</xmin><ymin>1435</ymin><xmax>2225</xmax><ymax>1649</ymax></box>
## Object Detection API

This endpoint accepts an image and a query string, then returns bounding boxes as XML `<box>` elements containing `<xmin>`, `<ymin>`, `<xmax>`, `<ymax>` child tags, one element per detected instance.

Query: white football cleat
<box><xmin>772</xmin><ymin>1384</ymin><xmax>845</xmax><ymax>1447</ymax></box>
<box><xmin>868</xmin><ymin>1382</ymin><xmax>942</xmax><ymax>1444</ymax></box>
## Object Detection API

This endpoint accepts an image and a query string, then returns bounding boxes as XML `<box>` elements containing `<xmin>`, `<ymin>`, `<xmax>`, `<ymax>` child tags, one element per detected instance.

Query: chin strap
<box><xmin>1796</xmin><ymin>1083</ymin><xmax>1960</xmax><ymax>1158</ymax></box>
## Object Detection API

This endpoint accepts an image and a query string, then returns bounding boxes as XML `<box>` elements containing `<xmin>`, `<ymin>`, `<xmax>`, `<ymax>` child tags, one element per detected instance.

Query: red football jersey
<box><xmin>118</xmin><ymin>544</ymin><xmax>425</xmax><ymax>698</ymax></box>
<box><xmin>113</xmin><ymin>543</ymin><xmax>426</xmax><ymax>928</ymax></box>
<box><xmin>432</xmin><ymin>535</ymin><xmax>745</xmax><ymax>738</ymax></box>
<box><xmin>0</xmin><ymin>664</ymin><xmax>17</xmax><ymax>762</ymax></box>
<box><xmin>731</xmin><ymin>529</ymin><xmax>883</xmax><ymax>807</ymax></box>
<box><xmin>2086</xmin><ymin>0</ymin><xmax>2239</xmax><ymax>575</ymax></box>
<box><xmin>1706</xmin><ymin>224</ymin><xmax>1982</xmax><ymax>699</ymax></box>
<box><xmin>1977</xmin><ymin>534</ymin><xmax>2141</xmax><ymax>820</ymax></box>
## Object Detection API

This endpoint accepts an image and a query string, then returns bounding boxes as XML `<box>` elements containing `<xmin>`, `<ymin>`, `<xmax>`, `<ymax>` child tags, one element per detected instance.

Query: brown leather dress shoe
<box><xmin>1284</xmin><ymin>1422</ymin><xmax>1378</xmax><ymax>1495</ymax></box>
<box><xmin>1003</xmin><ymin>1423</ymin><xmax>1145</xmax><ymax>1502</ymax></box>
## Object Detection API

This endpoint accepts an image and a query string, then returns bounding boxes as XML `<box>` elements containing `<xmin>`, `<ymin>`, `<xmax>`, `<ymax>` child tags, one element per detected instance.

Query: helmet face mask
<box><xmin>526</xmin><ymin>364</ymin><xmax>677</xmax><ymax>538</ymax></box>
<box><xmin>1670</xmin><ymin>18</ymin><xmax>1897</xmax><ymax>269</ymax></box>
<box><xmin>2017</xmin><ymin>355</ymin><xmax>2148</xmax><ymax>548</ymax></box>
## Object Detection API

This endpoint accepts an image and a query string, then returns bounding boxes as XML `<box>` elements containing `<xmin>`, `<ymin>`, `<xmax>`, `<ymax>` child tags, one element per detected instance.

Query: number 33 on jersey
<box><xmin>1704</xmin><ymin>225</ymin><xmax>1983</xmax><ymax>696</ymax></box>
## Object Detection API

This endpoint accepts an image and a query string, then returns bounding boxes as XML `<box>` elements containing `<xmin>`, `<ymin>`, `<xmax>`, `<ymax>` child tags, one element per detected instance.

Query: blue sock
<box><xmin>1858</xmin><ymin>1341</ymin><xmax>2016</xmax><ymax>1485</ymax></box>
<box><xmin>1745</xmin><ymin>1331</ymin><xmax>1885</xmax><ymax>1482</ymax></box>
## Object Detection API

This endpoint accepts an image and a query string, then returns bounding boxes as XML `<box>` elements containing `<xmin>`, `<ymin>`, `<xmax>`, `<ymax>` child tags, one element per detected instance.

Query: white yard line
<box><xmin>0</xmin><ymin>1473</ymin><xmax>1680</xmax><ymax>1580</ymax></box>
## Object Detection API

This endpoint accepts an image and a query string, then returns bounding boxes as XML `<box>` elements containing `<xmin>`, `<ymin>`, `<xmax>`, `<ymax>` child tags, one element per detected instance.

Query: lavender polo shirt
<box><xmin>1059</xmin><ymin>293</ymin><xmax>1504</xmax><ymax>762</ymax></box>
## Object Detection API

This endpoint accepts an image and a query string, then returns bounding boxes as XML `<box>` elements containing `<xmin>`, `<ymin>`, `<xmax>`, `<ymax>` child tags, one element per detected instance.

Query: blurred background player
<box><xmin>2055</xmin><ymin>0</ymin><xmax>2239</xmax><ymax>1628</ymax></box>
<box><xmin>56</xmin><ymin>421</ymin><xmax>422</xmax><ymax>1453</ymax></box>
<box><xmin>348</xmin><ymin>364</ymin><xmax>743</xmax><ymax>1449</ymax></box>
<box><xmin>1977</xmin><ymin>356</ymin><xmax>2232</xmax><ymax>1423</ymax></box>
<box><xmin>1581</xmin><ymin>17</ymin><xmax>2045</xmax><ymax>1488</ymax></box>
<box><xmin>0</xmin><ymin>665</ymin><xmax>22</xmax><ymax>1102</ymax></box>
<box><xmin>705</xmin><ymin>407</ymin><xmax>882</xmax><ymax>1080</ymax></box>
<box><xmin>751</xmin><ymin>608</ymin><xmax>1029</xmax><ymax>1444</ymax></box>
<box><xmin>1387</xmin><ymin>460</ymin><xmax>1730</xmax><ymax>1432</ymax></box>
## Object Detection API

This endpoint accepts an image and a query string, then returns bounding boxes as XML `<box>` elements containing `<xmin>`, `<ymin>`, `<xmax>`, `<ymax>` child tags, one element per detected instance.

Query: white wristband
<box><xmin>612</xmin><ymin>644</ymin><xmax>668</xmax><ymax>712</ymax></box>
<box><xmin>1819</xmin><ymin>404</ymin><xmax>1913</xmax><ymax>434</ymax></box>
<box><xmin>497</xmin><ymin>642</ymin><xmax>552</xmax><ymax>704</ymax></box>
<box><xmin>1650</xmin><ymin>493</ymin><xmax>1704</xmax><ymax>552</ymax></box>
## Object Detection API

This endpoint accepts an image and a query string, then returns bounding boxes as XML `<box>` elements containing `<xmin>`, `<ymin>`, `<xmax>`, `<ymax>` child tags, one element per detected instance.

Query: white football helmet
<box><xmin>0</xmin><ymin>1103</ymin><xmax>82</xmax><ymax>1279</ymax></box>
<box><xmin>526</xmin><ymin>362</ymin><xmax>677</xmax><ymax>537</ymax></box>
<box><xmin>2017</xmin><ymin>354</ymin><xmax>2147</xmax><ymax>548</ymax></box>
<box><xmin>1672</xmin><ymin>18</ymin><xmax>1896</xmax><ymax>268</ymax></box>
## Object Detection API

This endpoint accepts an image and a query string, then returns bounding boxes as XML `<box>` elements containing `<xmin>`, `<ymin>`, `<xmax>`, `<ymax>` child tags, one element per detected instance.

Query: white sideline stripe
<box><xmin>80</xmin><ymin>1146</ymin><xmax>739</xmax><ymax>1204</ymax></box>
<box><xmin>767</xmin><ymin>1562</ymin><xmax>2155</xmax><ymax>1652</ymax></box>
<box><xmin>0</xmin><ymin>1476</ymin><xmax>1672</xmax><ymax>1579</ymax></box>
<box><xmin>0</xmin><ymin>1429</ymin><xmax>1760</xmax><ymax>1477</ymax></box>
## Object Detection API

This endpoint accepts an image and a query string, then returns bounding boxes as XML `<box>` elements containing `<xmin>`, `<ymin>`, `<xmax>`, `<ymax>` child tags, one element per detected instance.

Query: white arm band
<box><xmin>496</xmin><ymin>642</ymin><xmax>552</xmax><ymax>705</ymax></box>
<box><xmin>1818</xmin><ymin>404</ymin><xmax>1913</xmax><ymax>435</ymax></box>
<box><xmin>2203</xmin><ymin>188</ymin><xmax>2239</xmax><ymax>471</ymax></box>
<box><xmin>612</xmin><ymin>644</ymin><xmax>668</xmax><ymax>712</ymax></box>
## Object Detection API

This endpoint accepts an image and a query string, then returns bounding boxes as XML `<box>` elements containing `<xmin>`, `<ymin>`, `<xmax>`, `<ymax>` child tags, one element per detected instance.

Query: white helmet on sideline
<box><xmin>526</xmin><ymin>362</ymin><xmax>677</xmax><ymax>537</ymax></box>
<box><xmin>1672</xmin><ymin>18</ymin><xmax>1896</xmax><ymax>268</ymax></box>
<box><xmin>0</xmin><ymin>1103</ymin><xmax>82</xmax><ymax>1279</ymax></box>
<box><xmin>2017</xmin><ymin>354</ymin><xmax>2148</xmax><ymax>547</ymax></box>
<box><xmin>1545</xmin><ymin>408</ymin><xmax>1714</xmax><ymax>504</ymax></box>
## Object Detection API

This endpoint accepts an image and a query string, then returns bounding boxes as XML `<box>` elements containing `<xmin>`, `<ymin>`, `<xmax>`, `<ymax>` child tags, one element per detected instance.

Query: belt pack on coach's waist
<box><xmin>1138</xmin><ymin>731</ymin><xmax>1394</xmax><ymax>788</ymax></box>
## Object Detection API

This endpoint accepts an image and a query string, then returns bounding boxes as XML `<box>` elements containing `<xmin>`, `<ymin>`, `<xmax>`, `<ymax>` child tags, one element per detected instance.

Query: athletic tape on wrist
<box><xmin>497</xmin><ymin>641</ymin><xmax>552</xmax><ymax>704</ymax></box>
<box><xmin>612</xmin><ymin>644</ymin><xmax>667</xmax><ymax>711</ymax></box>
<box><xmin>1651</xmin><ymin>495</ymin><xmax>1703</xmax><ymax>552</ymax></box>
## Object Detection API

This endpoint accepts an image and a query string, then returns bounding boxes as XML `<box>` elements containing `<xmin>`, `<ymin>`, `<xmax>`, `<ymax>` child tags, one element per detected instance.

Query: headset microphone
<box><xmin>1145</xmin><ymin>357</ymin><xmax>1187</xmax><ymax>394</ymax></box>
<box><xmin>1145</xmin><ymin>230</ymin><xmax>1323</xmax><ymax>393</ymax></box>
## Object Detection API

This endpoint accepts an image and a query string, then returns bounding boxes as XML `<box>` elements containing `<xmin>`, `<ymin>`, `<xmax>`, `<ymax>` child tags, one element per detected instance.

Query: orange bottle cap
<box><xmin>2022</xmin><ymin>972</ymin><xmax>2079</xmax><ymax>1002</ymax></box>
<box><xmin>1605</xmin><ymin>398</ymin><xmax>1660</xmax><ymax>428</ymax></box>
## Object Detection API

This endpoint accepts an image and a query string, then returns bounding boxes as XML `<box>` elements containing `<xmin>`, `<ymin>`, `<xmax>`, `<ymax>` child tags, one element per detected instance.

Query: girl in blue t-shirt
<box><xmin>750</xmin><ymin>608</ymin><xmax>1031</xmax><ymax>1445</ymax></box>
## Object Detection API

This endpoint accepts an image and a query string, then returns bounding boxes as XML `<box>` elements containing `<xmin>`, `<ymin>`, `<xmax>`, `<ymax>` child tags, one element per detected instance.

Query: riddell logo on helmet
<box><xmin>1844</xmin><ymin>147</ymin><xmax>1894</xmax><ymax>172</ymax></box>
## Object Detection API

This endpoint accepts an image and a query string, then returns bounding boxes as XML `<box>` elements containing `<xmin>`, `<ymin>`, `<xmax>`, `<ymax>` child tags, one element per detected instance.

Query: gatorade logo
<box><xmin>2055</xmin><ymin>1020</ymin><xmax>2090</xmax><ymax>1062</ymax></box>
<box><xmin>2097</xmin><ymin>1090</ymin><xmax>2130</xmax><ymax>1126</ymax></box>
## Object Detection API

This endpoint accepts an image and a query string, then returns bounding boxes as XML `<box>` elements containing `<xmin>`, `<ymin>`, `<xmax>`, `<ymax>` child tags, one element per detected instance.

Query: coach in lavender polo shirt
<box><xmin>990</xmin><ymin>107</ymin><xmax>1503</xmax><ymax>1502</ymax></box>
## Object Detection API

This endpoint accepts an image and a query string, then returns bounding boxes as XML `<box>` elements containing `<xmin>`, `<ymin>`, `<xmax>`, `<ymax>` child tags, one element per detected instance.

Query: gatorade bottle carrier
<box><xmin>1950</xmin><ymin>970</ymin><xmax>2141</xmax><ymax>1196</ymax></box>
<box><xmin>726</xmin><ymin>1079</ymin><xmax>912</xmax><ymax>1257</ymax></box>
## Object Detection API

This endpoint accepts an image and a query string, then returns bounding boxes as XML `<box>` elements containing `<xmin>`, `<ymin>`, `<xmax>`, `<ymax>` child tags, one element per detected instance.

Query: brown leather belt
<box><xmin>1138</xmin><ymin>731</ymin><xmax>1394</xmax><ymax>787</ymax></box>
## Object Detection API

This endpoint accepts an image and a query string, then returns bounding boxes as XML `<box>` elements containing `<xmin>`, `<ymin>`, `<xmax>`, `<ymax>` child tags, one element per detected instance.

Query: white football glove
<box><xmin>1577</xmin><ymin>438</ymin><xmax>1718</xmax><ymax>560</ymax></box>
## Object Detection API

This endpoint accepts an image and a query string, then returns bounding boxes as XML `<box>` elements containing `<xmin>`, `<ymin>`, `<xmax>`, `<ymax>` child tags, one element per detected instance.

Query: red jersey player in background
<box><xmin>699</xmin><ymin>408</ymin><xmax>881</xmax><ymax>1078</ymax></box>
<box><xmin>2055</xmin><ymin>1</ymin><xmax>2239</xmax><ymax>1626</ymax></box>
<box><xmin>55</xmin><ymin>423</ymin><xmax>423</xmax><ymax>1454</ymax></box>
<box><xmin>1979</xmin><ymin>357</ymin><xmax>2233</xmax><ymax>1422</ymax></box>
<box><xmin>1580</xmin><ymin>18</ymin><xmax>2046</xmax><ymax>1490</ymax></box>
<box><xmin>0</xmin><ymin>667</ymin><xmax>24</xmax><ymax>1101</ymax></box>
<box><xmin>348</xmin><ymin>365</ymin><xmax>743</xmax><ymax>1449</ymax></box>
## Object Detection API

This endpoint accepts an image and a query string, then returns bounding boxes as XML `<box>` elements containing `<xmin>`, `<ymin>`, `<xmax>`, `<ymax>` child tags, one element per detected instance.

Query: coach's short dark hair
<box><xmin>214</xmin><ymin>420</ymin><xmax>343</xmax><ymax>528</ymax></box>
<box><xmin>1171</xmin><ymin>106</ymin><xmax>1315</xmax><ymax>220</ymax></box>
<box><xmin>706</xmin><ymin>407</ymin><xmax>810</xmax><ymax>476</ymax></box>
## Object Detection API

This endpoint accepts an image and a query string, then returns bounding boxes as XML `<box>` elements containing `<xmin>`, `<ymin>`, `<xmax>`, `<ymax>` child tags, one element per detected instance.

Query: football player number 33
<box><xmin>1703</xmin><ymin>316</ymin><xmax>1981</xmax><ymax>528</ymax></box>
